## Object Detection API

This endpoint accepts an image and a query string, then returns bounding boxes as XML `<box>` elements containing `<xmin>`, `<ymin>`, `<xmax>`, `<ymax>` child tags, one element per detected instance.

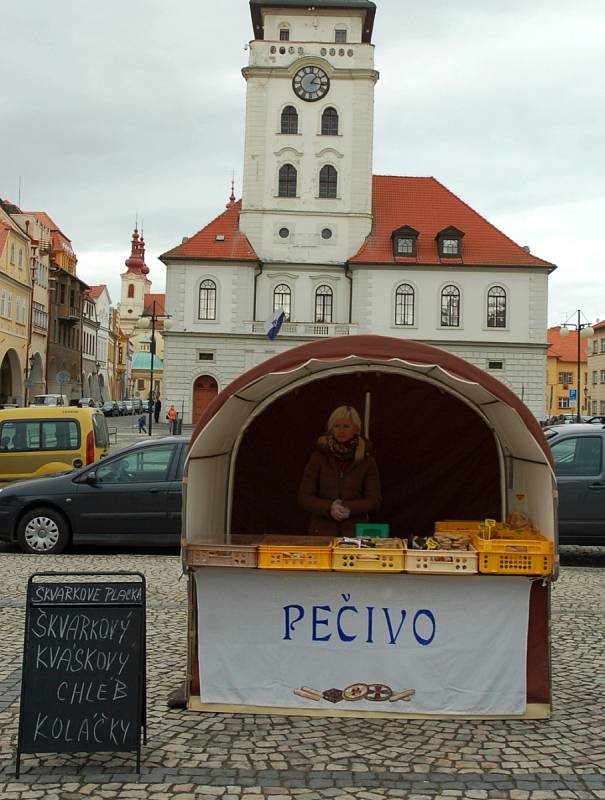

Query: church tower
<box><xmin>239</xmin><ymin>0</ymin><xmax>378</xmax><ymax>265</ymax></box>
<box><xmin>119</xmin><ymin>226</ymin><xmax>151</xmax><ymax>336</ymax></box>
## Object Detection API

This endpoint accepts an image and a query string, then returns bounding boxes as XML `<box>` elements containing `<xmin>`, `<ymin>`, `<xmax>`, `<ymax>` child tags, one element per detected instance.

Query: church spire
<box><xmin>226</xmin><ymin>175</ymin><xmax>236</xmax><ymax>209</ymax></box>
<box><xmin>124</xmin><ymin>222</ymin><xmax>149</xmax><ymax>275</ymax></box>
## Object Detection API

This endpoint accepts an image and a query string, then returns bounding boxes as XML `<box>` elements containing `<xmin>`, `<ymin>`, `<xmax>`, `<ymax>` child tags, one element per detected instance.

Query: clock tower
<box><xmin>240</xmin><ymin>0</ymin><xmax>378</xmax><ymax>265</ymax></box>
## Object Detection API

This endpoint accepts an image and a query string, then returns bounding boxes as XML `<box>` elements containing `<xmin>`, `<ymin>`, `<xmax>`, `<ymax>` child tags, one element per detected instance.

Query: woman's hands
<box><xmin>330</xmin><ymin>499</ymin><xmax>350</xmax><ymax>521</ymax></box>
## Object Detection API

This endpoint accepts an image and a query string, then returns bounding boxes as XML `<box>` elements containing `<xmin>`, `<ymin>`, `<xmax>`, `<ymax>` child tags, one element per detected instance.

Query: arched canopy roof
<box><xmin>185</xmin><ymin>336</ymin><xmax>555</xmax><ymax>548</ymax></box>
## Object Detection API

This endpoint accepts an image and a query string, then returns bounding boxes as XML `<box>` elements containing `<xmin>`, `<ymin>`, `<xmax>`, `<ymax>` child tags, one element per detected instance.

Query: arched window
<box><xmin>315</xmin><ymin>285</ymin><xmax>333</xmax><ymax>323</ymax></box>
<box><xmin>273</xmin><ymin>284</ymin><xmax>291</xmax><ymax>321</ymax></box>
<box><xmin>487</xmin><ymin>286</ymin><xmax>507</xmax><ymax>328</ymax></box>
<box><xmin>334</xmin><ymin>27</ymin><xmax>347</xmax><ymax>43</ymax></box>
<box><xmin>127</xmin><ymin>283</ymin><xmax>135</xmax><ymax>298</ymax></box>
<box><xmin>321</xmin><ymin>107</ymin><xmax>339</xmax><ymax>135</ymax></box>
<box><xmin>279</xmin><ymin>26</ymin><xmax>290</xmax><ymax>41</ymax></box>
<box><xmin>319</xmin><ymin>164</ymin><xmax>337</xmax><ymax>198</ymax></box>
<box><xmin>281</xmin><ymin>105</ymin><xmax>298</xmax><ymax>134</ymax></box>
<box><xmin>440</xmin><ymin>285</ymin><xmax>460</xmax><ymax>327</ymax></box>
<box><xmin>278</xmin><ymin>164</ymin><xmax>297</xmax><ymax>197</ymax></box>
<box><xmin>198</xmin><ymin>279</ymin><xmax>217</xmax><ymax>320</ymax></box>
<box><xmin>395</xmin><ymin>284</ymin><xmax>415</xmax><ymax>326</ymax></box>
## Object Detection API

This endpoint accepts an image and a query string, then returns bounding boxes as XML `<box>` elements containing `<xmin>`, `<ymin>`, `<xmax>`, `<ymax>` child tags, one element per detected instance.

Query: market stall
<box><xmin>182</xmin><ymin>335</ymin><xmax>556</xmax><ymax>719</ymax></box>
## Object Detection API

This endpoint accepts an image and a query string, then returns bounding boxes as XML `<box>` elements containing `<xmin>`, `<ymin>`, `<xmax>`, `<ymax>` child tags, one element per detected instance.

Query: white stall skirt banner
<box><xmin>195</xmin><ymin>569</ymin><xmax>532</xmax><ymax>715</ymax></box>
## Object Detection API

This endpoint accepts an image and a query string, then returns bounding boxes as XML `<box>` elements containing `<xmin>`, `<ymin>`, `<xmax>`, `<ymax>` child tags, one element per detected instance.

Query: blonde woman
<box><xmin>298</xmin><ymin>405</ymin><xmax>381</xmax><ymax>536</ymax></box>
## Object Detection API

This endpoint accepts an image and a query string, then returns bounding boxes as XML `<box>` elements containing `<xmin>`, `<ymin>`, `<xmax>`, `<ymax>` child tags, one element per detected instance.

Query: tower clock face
<box><xmin>292</xmin><ymin>66</ymin><xmax>330</xmax><ymax>102</ymax></box>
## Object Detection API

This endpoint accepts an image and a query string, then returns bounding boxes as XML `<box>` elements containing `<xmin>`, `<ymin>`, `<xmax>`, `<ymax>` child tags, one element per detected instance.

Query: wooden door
<box><xmin>192</xmin><ymin>375</ymin><xmax>218</xmax><ymax>422</ymax></box>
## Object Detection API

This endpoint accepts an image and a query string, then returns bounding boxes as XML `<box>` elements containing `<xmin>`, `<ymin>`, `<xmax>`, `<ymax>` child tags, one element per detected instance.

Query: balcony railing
<box><xmin>248</xmin><ymin>321</ymin><xmax>354</xmax><ymax>338</ymax></box>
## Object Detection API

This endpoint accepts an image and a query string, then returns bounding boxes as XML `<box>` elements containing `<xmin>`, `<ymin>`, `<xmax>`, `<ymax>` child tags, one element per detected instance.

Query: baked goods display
<box><xmin>293</xmin><ymin>682</ymin><xmax>415</xmax><ymax>704</ymax></box>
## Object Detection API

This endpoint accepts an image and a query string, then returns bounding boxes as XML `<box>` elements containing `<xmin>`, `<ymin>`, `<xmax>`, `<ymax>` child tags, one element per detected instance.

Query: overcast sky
<box><xmin>2</xmin><ymin>0</ymin><xmax>603</xmax><ymax>327</ymax></box>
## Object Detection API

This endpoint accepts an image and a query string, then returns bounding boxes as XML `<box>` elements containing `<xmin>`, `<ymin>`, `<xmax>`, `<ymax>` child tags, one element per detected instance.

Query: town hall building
<box><xmin>161</xmin><ymin>0</ymin><xmax>555</xmax><ymax>424</ymax></box>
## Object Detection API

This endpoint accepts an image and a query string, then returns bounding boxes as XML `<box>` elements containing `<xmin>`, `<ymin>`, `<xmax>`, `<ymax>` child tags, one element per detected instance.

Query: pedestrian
<box><xmin>137</xmin><ymin>414</ymin><xmax>147</xmax><ymax>434</ymax></box>
<box><xmin>167</xmin><ymin>403</ymin><xmax>177</xmax><ymax>434</ymax></box>
<box><xmin>298</xmin><ymin>405</ymin><xmax>381</xmax><ymax>536</ymax></box>
<box><xmin>154</xmin><ymin>397</ymin><xmax>162</xmax><ymax>424</ymax></box>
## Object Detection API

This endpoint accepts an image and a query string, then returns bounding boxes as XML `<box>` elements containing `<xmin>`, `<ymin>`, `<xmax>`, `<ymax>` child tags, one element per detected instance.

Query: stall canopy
<box><xmin>184</xmin><ymin>336</ymin><xmax>556</xmax><ymax>549</ymax></box>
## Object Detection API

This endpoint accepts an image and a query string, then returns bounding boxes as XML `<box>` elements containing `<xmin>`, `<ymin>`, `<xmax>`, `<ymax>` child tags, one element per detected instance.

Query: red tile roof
<box><xmin>87</xmin><ymin>284</ymin><xmax>107</xmax><ymax>300</ymax></box>
<box><xmin>350</xmin><ymin>176</ymin><xmax>556</xmax><ymax>268</ymax></box>
<box><xmin>547</xmin><ymin>327</ymin><xmax>587</xmax><ymax>363</ymax></box>
<box><xmin>160</xmin><ymin>201</ymin><xmax>258</xmax><ymax>262</ymax></box>
<box><xmin>144</xmin><ymin>293</ymin><xmax>166</xmax><ymax>317</ymax></box>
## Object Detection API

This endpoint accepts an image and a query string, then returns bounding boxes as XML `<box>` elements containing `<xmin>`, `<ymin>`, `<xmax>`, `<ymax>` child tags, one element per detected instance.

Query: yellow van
<box><xmin>0</xmin><ymin>407</ymin><xmax>110</xmax><ymax>483</ymax></box>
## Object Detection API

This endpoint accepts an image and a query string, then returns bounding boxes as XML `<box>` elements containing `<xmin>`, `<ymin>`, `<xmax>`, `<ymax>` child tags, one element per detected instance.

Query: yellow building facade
<box><xmin>0</xmin><ymin>207</ymin><xmax>32</xmax><ymax>405</ymax></box>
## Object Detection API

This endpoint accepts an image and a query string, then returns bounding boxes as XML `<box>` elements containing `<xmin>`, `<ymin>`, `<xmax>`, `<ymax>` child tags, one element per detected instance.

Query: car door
<box><xmin>165</xmin><ymin>443</ymin><xmax>187</xmax><ymax>543</ymax></box>
<box><xmin>551</xmin><ymin>433</ymin><xmax>605</xmax><ymax>541</ymax></box>
<box><xmin>71</xmin><ymin>443</ymin><xmax>178</xmax><ymax>542</ymax></box>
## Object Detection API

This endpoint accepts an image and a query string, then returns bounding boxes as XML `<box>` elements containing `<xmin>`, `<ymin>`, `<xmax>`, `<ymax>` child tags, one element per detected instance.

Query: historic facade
<box><xmin>161</xmin><ymin>0</ymin><xmax>555</xmax><ymax>423</ymax></box>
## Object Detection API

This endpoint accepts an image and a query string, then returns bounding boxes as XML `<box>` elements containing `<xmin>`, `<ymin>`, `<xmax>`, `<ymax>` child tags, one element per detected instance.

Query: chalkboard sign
<box><xmin>16</xmin><ymin>572</ymin><xmax>146</xmax><ymax>777</ymax></box>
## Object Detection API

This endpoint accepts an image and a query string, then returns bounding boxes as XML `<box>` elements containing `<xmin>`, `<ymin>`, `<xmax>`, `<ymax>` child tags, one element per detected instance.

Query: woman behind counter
<box><xmin>298</xmin><ymin>405</ymin><xmax>381</xmax><ymax>536</ymax></box>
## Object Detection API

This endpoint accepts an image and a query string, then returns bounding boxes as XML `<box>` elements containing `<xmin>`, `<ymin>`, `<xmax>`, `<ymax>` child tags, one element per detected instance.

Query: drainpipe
<box><xmin>344</xmin><ymin>262</ymin><xmax>353</xmax><ymax>324</ymax></box>
<box><xmin>252</xmin><ymin>261</ymin><xmax>263</xmax><ymax>322</ymax></box>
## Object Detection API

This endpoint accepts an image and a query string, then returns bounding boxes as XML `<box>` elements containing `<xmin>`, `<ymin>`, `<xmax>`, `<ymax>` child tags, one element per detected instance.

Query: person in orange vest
<box><xmin>167</xmin><ymin>404</ymin><xmax>177</xmax><ymax>434</ymax></box>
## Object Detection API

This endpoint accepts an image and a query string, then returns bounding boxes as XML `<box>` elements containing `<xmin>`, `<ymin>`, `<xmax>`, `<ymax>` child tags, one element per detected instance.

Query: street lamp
<box><xmin>560</xmin><ymin>311</ymin><xmax>594</xmax><ymax>423</ymax></box>
<box><xmin>24</xmin><ymin>353</ymin><xmax>36</xmax><ymax>407</ymax></box>
<box><xmin>135</xmin><ymin>301</ymin><xmax>172</xmax><ymax>435</ymax></box>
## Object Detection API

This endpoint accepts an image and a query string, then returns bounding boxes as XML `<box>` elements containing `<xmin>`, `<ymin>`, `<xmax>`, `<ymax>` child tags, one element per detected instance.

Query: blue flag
<box><xmin>265</xmin><ymin>308</ymin><xmax>285</xmax><ymax>340</ymax></box>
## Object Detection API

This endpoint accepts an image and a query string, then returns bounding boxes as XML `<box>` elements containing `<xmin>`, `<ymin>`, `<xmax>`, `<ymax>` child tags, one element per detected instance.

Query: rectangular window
<box><xmin>137</xmin><ymin>379</ymin><xmax>145</xmax><ymax>390</ymax></box>
<box><xmin>198</xmin><ymin>352</ymin><xmax>215</xmax><ymax>361</ymax></box>
<box><xmin>601</xmin><ymin>338</ymin><xmax>605</xmax><ymax>353</ymax></box>
<box><xmin>488</xmin><ymin>361</ymin><xmax>504</xmax><ymax>370</ymax></box>
<box><xmin>279</xmin><ymin>29</ymin><xmax>289</xmax><ymax>40</ymax></box>
<box><xmin>0</xmin><ymin>420</ymin><xmax>79</xmax><ymax>451</ymax></box>
<box><xmin>442</xmin><ymin>239</ymin><xmax>459</xmax><ymax>255</ymax></box>
<box><xmin>593</xmin><ymin>400</ymin><xmax>599</xmax><ymax>414</ymax></box>
<box><xmin>59</xmin><ymin>284</ymin><xmax>66</xmax><ymax>304</ymax></box>
<box><xmin>593</xmin><ymin>370</ymin><xmax>598</xmax><ymax>385</ymax></box>
<box><xmin>396</xmin><ymin>238</ymin><xmax>414</xmax><ymax>255</ymax></box>
<box><xmin>558</xmin><ymin>398</ymin><xmax>570</xmax><ymax>408</ymax></box>
<box><xmin>559</xmin><ymin>372</ymin><xmax>573</xmax><ymax>385</ymax></box>
<box><xmin>335</xmin><ymin>29</ymin><xmax>347</xmax><ymax>43</ymax></box>
<box><xmin>601</xmin><ymin>401</ymin><xmax>605</xmax><ymax>414</ymax></box>
<box><xmin>600</xmin><ymin>370</ymin><xmax>605</xmax><ymax>384</ymax></box>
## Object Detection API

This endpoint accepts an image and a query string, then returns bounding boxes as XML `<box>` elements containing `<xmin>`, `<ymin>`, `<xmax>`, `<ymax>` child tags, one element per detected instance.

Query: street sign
<box><xmin>56</xmin><ymin>370</ymin><xmax>71</xmax><ymax>385</ymax></box>
<box><xmin>569</xmin><ymin>389</ymin><xmax>577</xmax><ymax>403</ymax></box>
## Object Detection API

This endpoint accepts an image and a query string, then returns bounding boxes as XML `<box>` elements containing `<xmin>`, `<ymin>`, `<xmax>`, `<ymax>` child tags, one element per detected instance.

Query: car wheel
<box><xmin>17</xmin><ymin>507</ymin><xmax>70</xmax><ymax>555</ymax></box>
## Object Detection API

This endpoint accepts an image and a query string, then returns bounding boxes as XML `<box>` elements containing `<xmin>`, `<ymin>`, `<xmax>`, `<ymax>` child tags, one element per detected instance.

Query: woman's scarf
<box><xmin>326</xmin><ymin>434</ymin><xmax>359</xmax><ymax>461</ymax></box>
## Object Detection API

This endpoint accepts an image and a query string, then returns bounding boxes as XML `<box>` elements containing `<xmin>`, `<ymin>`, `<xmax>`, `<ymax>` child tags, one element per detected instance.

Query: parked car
<box><xmin>587</xmin><ymin>416</ymin><xmax>605</xmax><ymax>425</ymax></box>
<box><xmin>0</xmin><ymin>407</ymin><xmax>110</xmax><ymax>483</ymax></box>
<box><xmin>0</xmin><ymin>436</ymin><xmax>189</xmax><ymax>554</ymax></box>
<box><xmin>77</xmin><ymin>397</ymin><xmax>97</xmax><ymax>408</ymax></box>
<box><xmin>124</xmin><ymin>400</ymin><xmax>134</xmax><ymax>415</ymax></box>
<box><xmin>117</xmin><ymin>400</ymin><xmax>128</xmax><ymax>416</ymax></box>
<box><xmin>546</xmin><ymin>424</ymin><xmax>605</xmax><ymax>544</ymax></box>
<box><xmin>131</xmin><ymin>398</ymin><xmax>143</xmax><ymax>413</ymax></box>
<box><xmin>30</xmin><ymin>394</ymin><xmax>68</xmax><ymax>407</ymax></box>
<box><xmin>101</xmin><ymin>400</ymin><xmax>120</xmax><ymax>417</ymax></box>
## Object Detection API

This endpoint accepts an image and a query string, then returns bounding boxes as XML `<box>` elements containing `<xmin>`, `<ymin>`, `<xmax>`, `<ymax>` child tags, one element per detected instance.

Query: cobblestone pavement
<box><xmin>0</xmin><ymin>545</ymin><xmax>603</xmax><ymax>800</ymax></box>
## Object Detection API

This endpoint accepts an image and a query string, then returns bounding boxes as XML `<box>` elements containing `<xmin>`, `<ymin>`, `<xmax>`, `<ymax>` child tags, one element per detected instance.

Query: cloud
<box><xmin>1</xmin><ymin>0</ymin><xmax>603</xmax><ymax>328</ymax></box>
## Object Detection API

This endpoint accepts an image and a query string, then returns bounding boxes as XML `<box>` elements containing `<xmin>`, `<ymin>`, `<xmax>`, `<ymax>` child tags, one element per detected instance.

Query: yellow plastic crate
<box><xmin>332</xmin><ymin>538</ymin><xmax>405</xmax><ymax>573</ymax></box>
<box><xmin>405</xmin><ymin>545</ymin><xmax>478</xmax><ymax>575</ymax></box>
<box><xmin>257</xmin><ymin>536</ymin><xmax>332</xmax><ymax>570</ymax></box>
<box><xmin>472</xmin><ymin>531</ymin><xmax>553</xmax><ymax>576</ymax></box>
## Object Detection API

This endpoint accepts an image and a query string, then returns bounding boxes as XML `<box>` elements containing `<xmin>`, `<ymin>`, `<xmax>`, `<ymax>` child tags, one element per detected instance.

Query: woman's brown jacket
<box><xmin>298</xmin><ymin>442</ymin><xmax>381</xmax><ymax>536</ymax></box>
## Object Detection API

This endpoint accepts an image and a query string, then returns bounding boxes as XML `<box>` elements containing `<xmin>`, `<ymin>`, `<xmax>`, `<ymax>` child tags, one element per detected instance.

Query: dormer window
<box><xmin>279</xmin><ymin>27</ymin><xmax>290</xmax><ymax>41</ymax></box>
<box><xmin>335</xmin><ymin>28</ymin><xmax>347</xmax><ymax>43</ymax></box>
<box><xmin>436</xmin><ymin>226</ymin><xmax>464</xmax><ymax>258</ymax></box>
<box><xmin>391</xmin><ymin>225</ymin><xmax>418</xmax><ymax>258</ymax></box>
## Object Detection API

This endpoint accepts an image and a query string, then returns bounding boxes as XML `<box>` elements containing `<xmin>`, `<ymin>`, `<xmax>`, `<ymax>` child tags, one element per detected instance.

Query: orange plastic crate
<box><xmin>472</xmin><ymin>531</ymin><xmax>553</xmax><ymax>576</ymax></box>
<box><xmin>332</xmin><ymin>538</ymin><xmax>405</xmax><ymax>572</ymax></box>
<box><xmin>258</xmin><ymin>536</ymin><xmax>332</xmax><ymax>570</ymax></box>
<box><xmin>434</xmin><ymin>519</ymin><xmax>484</xmax><ymax>532</ymax></box>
